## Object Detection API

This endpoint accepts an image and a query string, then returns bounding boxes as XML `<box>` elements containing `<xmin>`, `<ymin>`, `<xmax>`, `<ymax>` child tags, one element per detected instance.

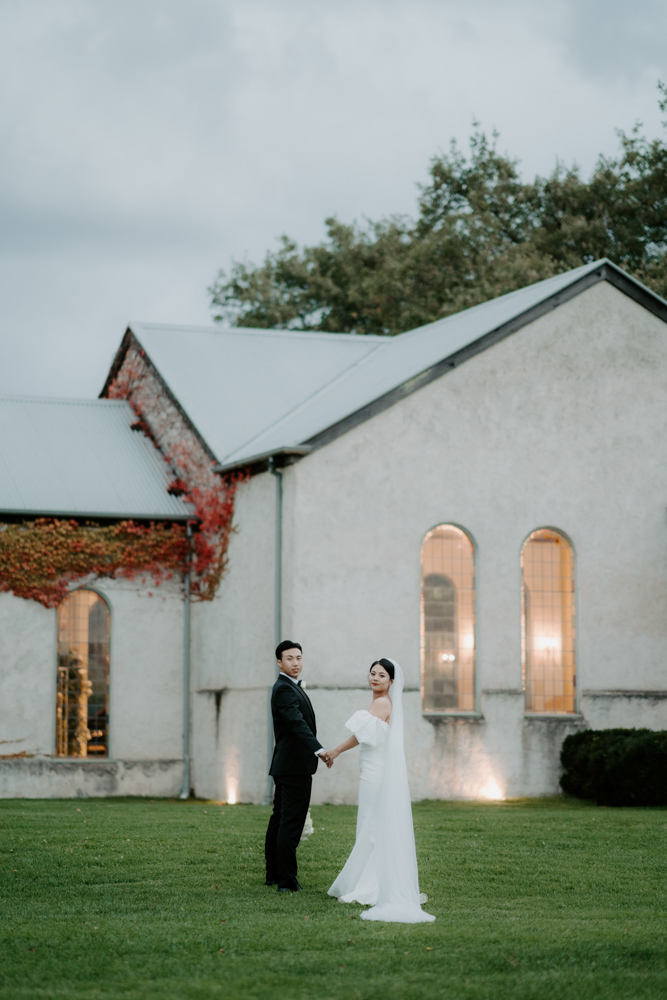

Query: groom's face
<box><xmin>278</xmin><ymin>647</ymin><xmax>303</xmax><ymax>678</ymax></box>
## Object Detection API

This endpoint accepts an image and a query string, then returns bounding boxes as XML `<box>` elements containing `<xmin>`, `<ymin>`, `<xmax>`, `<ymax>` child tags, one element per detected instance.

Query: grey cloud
<box><xmin>557</xmin><ymin>0</ymin><xmax>667</xmax><ymax>84</ymax></box>
<box><xmin>0</xmin><ymin>0</ymin><xmax>664</xmax><ymax>400</ymax></box>
<box><xmin>0</xmin><ymin>197</ymin><xmax>221</xmax><ymax>256</ymax></box>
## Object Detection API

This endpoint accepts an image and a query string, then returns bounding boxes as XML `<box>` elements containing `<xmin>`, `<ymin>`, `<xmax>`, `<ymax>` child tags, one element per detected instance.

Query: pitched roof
<box><xmin>120</xmin><ymin>322</ymin><xmax>386</xmax><ymax>465</ymax></box>
<box><xmin>0</xmin><ymin>396</ymin><xmax>194</xmax><ymax>520</ymax></box>
<box><xmin>111</xmin><ymin>259</ymin><xmax>667</xmax><ymax>471</ymax></box>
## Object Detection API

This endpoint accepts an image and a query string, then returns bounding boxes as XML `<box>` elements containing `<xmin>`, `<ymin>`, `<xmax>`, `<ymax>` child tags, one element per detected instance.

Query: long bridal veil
<box><xmin>360</xmin><ymin>659</ymin><xmax>435</xmax><ymax>923</ymax></box>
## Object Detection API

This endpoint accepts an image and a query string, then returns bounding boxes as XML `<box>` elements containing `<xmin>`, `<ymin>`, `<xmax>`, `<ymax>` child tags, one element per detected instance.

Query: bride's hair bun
<box><xmin>370</xmin><ymin>658</ymin><xmax>395</xmax><ymax>680</ymax></box>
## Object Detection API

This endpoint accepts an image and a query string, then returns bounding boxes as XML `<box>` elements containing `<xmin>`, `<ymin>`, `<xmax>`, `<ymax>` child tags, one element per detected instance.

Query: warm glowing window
<box><xmin>421</xmin><ymin>525</ymin><xmax>476</xmax><ymax>712</ymax></box>
<box><xmin>56</xmin><ymin>590</ymin><xmax>110</xmax><ymax>758</ymax></box>
<box><xmin>522</xmin><ymin>529</ymin><xmax>576</xmax><ymax>714</ymax></box>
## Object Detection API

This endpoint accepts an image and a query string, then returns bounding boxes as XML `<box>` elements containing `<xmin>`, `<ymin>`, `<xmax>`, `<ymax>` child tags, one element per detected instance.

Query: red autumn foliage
<box><xmin>106</xmin><ymin>345</ymin><xmax>247</xmax><ymax>602</ymax></box>
<box><xmin>0</xmin><ymin>346</ymin><xmax>247</xmax><ymax>608</ymax></box>
<box><xmin>0</xmin><ymin>519</ymin><xmax>189</xmax><ymax>608</ymax></box>
<box><xmin>167</xmin><ymin>479</ymin><xmax>188</xmax><ymax>497</ymax></box>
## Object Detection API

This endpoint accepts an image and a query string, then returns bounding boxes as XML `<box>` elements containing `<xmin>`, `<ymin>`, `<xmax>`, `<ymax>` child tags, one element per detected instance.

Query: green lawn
<box><xmin>1</xmin><ymin>797</ymin><xmax>666</xmax><ymax>1000</ymax></box>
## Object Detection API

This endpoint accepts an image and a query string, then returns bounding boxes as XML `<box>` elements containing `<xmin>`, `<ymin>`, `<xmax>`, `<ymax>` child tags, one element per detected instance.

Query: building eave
<box><xmin>214</xmin><ymin>446</ymin><xmax>313</xmax><ymax>477</ymax></box>
<box><xmin>0</xmin><ymin>509</ymin><xmax>196</xmax><ymax>524</ymax></box>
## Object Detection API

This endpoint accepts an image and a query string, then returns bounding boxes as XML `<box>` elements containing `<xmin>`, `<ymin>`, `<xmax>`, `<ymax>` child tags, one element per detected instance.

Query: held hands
<box><xmin>323</xmin><ymin>749</ymin><xmax>340</xmax><ymax>769</ymax></box>
<box><xmin>318</xmin><ymin>749</ymin><xmax>339</xmax><ymax>769</ymax></box>
<box><xmin>320</xmin><ymin>737</ymin><xmax>354</xmax><ymax>771</ymax></box>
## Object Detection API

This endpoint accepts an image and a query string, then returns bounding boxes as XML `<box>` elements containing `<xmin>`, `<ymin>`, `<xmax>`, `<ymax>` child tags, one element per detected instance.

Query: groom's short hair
<box><xmin>276</xmin><ymin>640</ymin><xmax>302</xmax><ymax>661</ymax></box>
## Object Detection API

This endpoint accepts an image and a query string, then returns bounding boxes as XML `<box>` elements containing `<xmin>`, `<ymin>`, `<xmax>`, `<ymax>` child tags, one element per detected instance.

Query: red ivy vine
<box><xmin>107</xmin><ymin>348</ymin><xmax>247</xmax><ymax>602</ymax></box>
<box><xmin>0</xmin><ymin>518</ymin><xmax>189</xmax><ymax>608</ymax></box>
<box><xmin>0</xmin><ymin>347</ymin><xmax>247</xmax><ymax>608</ymax></box>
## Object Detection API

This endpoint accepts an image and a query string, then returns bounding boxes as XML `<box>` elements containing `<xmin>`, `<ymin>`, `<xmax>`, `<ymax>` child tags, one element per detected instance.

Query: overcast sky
<box><xmin>1</xmin><ymin>0</ymin><xmax>665</xmax><ymax>398</ymax></box>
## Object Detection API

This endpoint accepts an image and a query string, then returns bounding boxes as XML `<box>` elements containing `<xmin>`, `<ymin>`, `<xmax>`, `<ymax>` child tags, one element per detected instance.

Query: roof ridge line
<box><xmin>397</xmin><ymin>259</ymin><xmax>606</xmax><ymax>341</ymax></box>
<box><xmin>131</xmin><ymin>320</ymin><xmax>389</xmax><ymax>344</ymax></box>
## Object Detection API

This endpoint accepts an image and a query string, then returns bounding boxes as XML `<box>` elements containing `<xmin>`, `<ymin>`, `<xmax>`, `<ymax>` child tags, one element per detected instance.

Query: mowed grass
<box><xmin>1</xmin><ymin>797</ymin><xmax>666</xmax><ymax>1000</ymax></box>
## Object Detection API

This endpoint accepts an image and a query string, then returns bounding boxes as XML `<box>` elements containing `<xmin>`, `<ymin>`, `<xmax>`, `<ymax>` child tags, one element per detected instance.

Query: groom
<box><xmin>264</xmin><ymin>640</ymin><xmax>332</xmax><ymax>892</ymax></box>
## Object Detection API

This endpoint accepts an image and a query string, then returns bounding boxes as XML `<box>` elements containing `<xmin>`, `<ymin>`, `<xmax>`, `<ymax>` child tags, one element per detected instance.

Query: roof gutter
<box><xmin>0</xmin><ymin>509</ymin><xmax>195</xmax><ymax>524</ymax></box>
<box><xmin>213</xmin><ymin>445</ymin><xmax>312</xmax><ymax>477</ymax></box>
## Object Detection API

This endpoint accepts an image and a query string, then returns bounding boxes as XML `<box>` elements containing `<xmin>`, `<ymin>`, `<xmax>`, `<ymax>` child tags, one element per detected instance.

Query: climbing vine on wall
<box><xmin>106</xmin><ymin>344</ymin><xmax>246</xmax><ymax>602</ymax></box>
<box><xmin>0</xmin><ymin>518</ymin><xmax>189</xmax><ymax>608</ymax></box>
<box><xmin>0</xmin><ymin>342</ymin><xmax>247</xmax><ymax>608</ymax></box>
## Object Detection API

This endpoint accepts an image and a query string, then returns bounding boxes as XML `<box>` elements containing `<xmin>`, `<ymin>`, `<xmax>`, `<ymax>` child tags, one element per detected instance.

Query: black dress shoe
<box><xmin>265</xmin><ymin>879</ymin><xmax>278</xmax><ymax>886</ymax></box>
<box><xmin>278</xmin><ymin>882</ymin><xmax>302</xmax><ymax>892</ymax></box>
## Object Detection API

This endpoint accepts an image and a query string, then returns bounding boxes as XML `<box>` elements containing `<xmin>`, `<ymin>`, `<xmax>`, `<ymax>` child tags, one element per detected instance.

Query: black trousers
<box><xmin>264</xmin><ymin>774</ymin><xmax>312</xmax><ymax>889</ymax></box>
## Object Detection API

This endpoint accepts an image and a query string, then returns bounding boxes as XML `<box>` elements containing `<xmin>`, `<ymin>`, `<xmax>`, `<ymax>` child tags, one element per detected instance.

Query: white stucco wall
<box><xmin>0</xmin><ymin>592</ymin><xmax>56</xmax><ymax>758</ymax></box>
<box><xmin>276</xmin><ymin>281</ymin><xmax>667</xmax><ymax>802</ymax></box>
<box><xmin>190</xmin><ymin>473</ymin><xmax>277</xmax><ymax>802</ymax></box>
<box><xmin>103</xmin><ymin>577</ymin><xmax>185</xmax><ymax>762</ymax></box>
<box><xmin>0</xmin><ymin>576</ymin><xmax>185</xmax><ymax>798</ymax></box>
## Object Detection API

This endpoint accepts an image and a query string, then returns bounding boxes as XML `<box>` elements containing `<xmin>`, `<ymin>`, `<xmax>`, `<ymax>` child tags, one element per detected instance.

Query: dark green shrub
<box><xmin>560</xmin><ymin>728</ymin><xmax>667</xmax><ymax>806</ymax></box>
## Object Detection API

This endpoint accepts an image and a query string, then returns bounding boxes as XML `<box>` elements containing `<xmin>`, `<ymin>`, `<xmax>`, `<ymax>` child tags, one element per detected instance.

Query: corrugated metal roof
<box><xmin>0</xmin><ymin>396</ymin><xmax>194</xmax><ymax>519</ymax></box>
<box><xmin>129</xmin><ymin>322</ymin><xmax>386</xmax><ymax>463</ymax></box>
<box><xmin>124</xmin><ymin>259</ymin><xmax>666</xmax><ymax>468</ymax></box>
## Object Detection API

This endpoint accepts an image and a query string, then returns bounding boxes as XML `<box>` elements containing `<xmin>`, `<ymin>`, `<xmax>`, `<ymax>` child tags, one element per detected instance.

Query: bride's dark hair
<box><xmin>370</xmin><ymin>658</ymin><xmax>395</xmax><ymax>680</ymax></box>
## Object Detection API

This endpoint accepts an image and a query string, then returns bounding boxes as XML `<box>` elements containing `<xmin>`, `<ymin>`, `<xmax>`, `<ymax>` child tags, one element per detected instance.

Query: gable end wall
<box><xmin>276</xmin><ymin>281</ymin><xmax>667</xmax><ymax>802</ymax></box>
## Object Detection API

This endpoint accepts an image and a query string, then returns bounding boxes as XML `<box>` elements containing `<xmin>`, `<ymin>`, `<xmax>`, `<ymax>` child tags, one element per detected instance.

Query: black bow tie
<box><xmin>297</xmin><ymin>679</ymin><xmax>302</xmax><ymax>687</ymax></box>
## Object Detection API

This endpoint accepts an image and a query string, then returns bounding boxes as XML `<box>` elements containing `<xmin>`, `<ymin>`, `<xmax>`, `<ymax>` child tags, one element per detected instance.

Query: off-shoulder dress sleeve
<box><xmin>345</xmin><ymin>709</ymin><xmax>389</xmax><ymax>748</ymax></box>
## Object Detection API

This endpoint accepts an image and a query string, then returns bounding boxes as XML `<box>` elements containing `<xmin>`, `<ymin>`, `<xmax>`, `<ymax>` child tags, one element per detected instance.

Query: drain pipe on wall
<box><xmin>179</xmin><ymin>522</ymin><xmax>193</xmax><ymax>800</ymax></box>
<box><xmin>264</xmin><ymin>457</ymin><xmax>283</xmax><ymax>804</ymax></box>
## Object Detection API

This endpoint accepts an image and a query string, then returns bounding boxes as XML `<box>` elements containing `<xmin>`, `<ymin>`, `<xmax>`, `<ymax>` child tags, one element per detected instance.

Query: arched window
<box><xmin>56</xmin><ymin>590</ymin><xmax>110</xmax><ymax>757</ymax></box>
<box><xmin>421</xmin><ymin>525</ymin><xmax>476</xmax><ymax>712</ymax></box>
<box><xmin>521</xmin><ymin>529</ymin><xmax>576</xmax><ymax>714</ymax></box>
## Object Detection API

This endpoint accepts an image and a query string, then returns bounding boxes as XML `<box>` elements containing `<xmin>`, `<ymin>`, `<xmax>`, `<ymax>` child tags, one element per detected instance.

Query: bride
<box><xmin>325</xmin><ymin>658</ymin><xmax>435</xmax><ymax>923</ymax></box>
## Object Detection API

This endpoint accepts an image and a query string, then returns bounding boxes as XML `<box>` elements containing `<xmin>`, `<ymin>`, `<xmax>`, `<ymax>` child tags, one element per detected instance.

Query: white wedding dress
<box><xmin>328</xmin><ymin>660</ymin><xmax>435</xmax><ymax>923</ymax></box>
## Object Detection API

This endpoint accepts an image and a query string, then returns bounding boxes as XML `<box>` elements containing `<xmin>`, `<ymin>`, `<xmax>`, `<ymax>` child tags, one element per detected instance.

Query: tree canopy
<box><xmin>209</xmin><ymin>86</ymin><xmax>667</xmax><ymax>336</ymax></box>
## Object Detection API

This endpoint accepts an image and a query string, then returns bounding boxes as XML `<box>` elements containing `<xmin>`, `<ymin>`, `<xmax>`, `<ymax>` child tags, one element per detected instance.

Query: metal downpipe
<box><xmin>264</xmin><ymin>458</ymin><xmax>283</xmax><ymax>804</ymax></box>
<box><xmin>179</xmin><ymin>522</ymin><xmax>193</xmax><ymax>800</ymax></box>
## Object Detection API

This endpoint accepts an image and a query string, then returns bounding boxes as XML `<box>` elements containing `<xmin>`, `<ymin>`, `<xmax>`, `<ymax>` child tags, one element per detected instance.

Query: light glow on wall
<box><xmin>479</xmin><ymin>778</ymin><xmax>505</xmax><ymax>801</ymax></box>
<box><xmin>226</xmin><ymin>782</ymin><xmax>237</xmax><ymax>805</ymax></box>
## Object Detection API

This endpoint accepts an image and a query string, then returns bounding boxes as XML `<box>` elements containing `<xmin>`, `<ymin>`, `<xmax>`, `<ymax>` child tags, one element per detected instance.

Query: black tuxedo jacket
<box><xmin>269</xmin><ymin>674</ymin><xmax>323</xmax><ymax>777</ymax></box>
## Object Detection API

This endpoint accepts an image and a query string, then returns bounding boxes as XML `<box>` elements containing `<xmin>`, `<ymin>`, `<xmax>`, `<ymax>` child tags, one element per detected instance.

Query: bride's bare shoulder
<box><xmin>367</xmin><ymin>695</ymin><xmax>392</xmax><ymax>722</ymax></box>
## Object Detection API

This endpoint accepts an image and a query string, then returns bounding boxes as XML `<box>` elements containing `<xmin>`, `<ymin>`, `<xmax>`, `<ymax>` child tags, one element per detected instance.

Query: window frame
<box><xmin>520</xmin><ymin>526</ymin><xmax>579</xmax><ymax>717</ymax></box>
<box><xmin>53</xmin><ymin>586</ymin><xmax>113</xmax><ymax>759</ymax></box>
<box><xmin>420</xmin><ymin>522</ymin><xmax>480</xmax><ymax>717</ymax></box>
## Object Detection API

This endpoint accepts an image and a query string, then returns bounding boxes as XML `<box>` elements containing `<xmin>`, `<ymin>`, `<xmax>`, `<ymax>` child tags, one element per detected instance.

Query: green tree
<box><xmin>209</xmin><ymin>86</ymin><xmax>667</xmax><ymax>336</ymax></box>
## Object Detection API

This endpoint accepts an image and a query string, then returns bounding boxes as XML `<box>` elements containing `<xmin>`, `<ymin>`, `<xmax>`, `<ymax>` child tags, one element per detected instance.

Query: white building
<box><xmin>2</xmin><ymin>259</ymin><xmax>667</xmax><ymax>801</ymax></box>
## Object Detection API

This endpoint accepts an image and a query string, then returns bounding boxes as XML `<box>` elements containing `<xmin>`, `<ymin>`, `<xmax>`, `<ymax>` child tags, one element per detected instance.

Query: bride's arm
<box><xmin>325</xmin><ymin>735</ymin><xmax>358</xmax><ymax>762</ymax></box>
